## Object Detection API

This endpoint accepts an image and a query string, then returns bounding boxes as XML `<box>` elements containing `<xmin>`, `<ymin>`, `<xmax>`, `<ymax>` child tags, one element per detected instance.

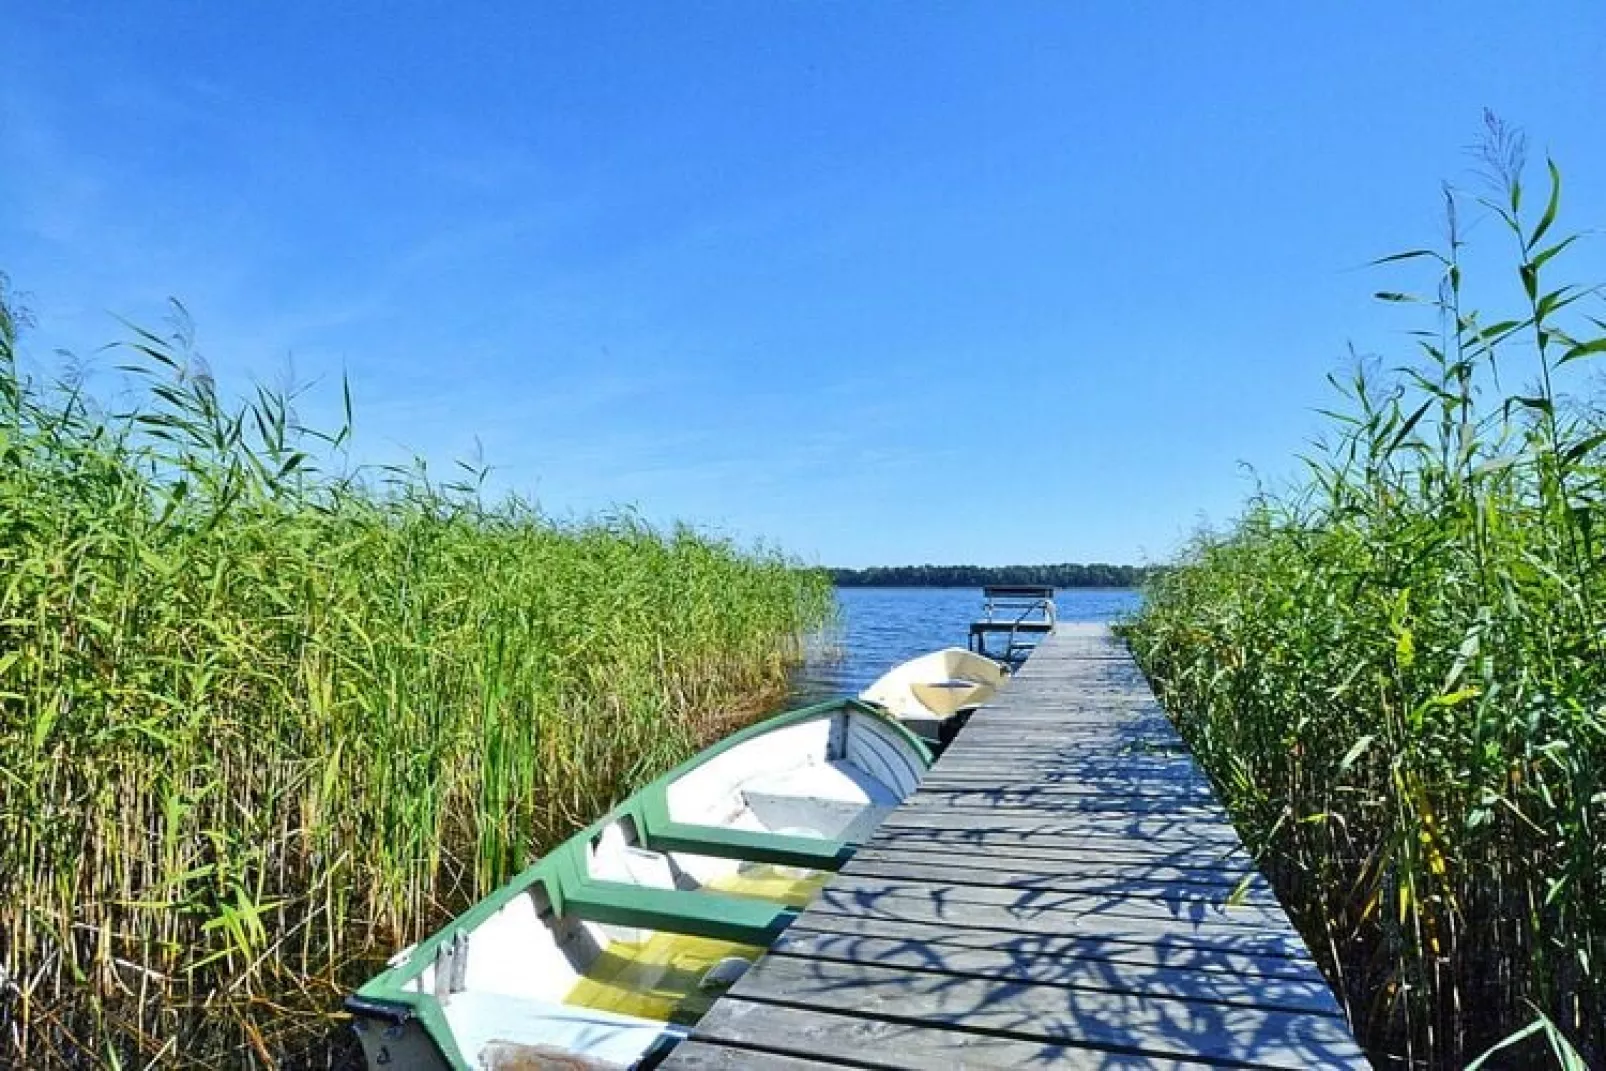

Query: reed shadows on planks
<box><xmin>662</xmin><ymin>624</ymin><xmax>1367</xmax><ymax>1069</ymax></box>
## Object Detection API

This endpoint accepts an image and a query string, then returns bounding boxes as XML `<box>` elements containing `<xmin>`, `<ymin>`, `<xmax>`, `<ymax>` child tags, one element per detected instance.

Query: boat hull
<box><xmin>859</xmin><ymin>647</ymin><xmax>1009</xmax><ymax>743</ymax></box>
<box><xmin>347</xmin><ymin>699</ymin><xmax>931</xmax><ymax>1070</ymax></box>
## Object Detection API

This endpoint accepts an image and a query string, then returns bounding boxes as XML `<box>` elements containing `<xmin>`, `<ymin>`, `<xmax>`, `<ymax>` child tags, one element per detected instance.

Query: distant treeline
<box><xmin>830</xmin><ymin>563</ymin><xmax>1151</xmax><ymax>588</ymax></box>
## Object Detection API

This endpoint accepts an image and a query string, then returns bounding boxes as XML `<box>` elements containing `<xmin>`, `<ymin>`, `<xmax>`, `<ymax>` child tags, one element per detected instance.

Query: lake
<box><xmin>788</xmin><ymin>586</ymin><xmax>1142</xmax><ymax>702</ymax></box>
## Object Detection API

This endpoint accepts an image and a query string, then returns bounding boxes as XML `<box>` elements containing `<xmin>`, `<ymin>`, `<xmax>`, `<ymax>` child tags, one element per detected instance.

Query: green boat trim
<box><xmin>547</xmin><ymin>843</ymin><xmax>798</xmax><ymax>946</ymax></box>
<box><xmin>637</xmin><ymin>818</ymin><xmax>856</xmax><ymax>870</ymax></box>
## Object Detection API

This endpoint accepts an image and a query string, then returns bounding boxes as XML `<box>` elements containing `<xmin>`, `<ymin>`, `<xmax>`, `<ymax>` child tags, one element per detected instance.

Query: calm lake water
<box><xmin>788</xmin><ymin>586</ymin><xmax>1142</xmax><ymax>703</ymax></box>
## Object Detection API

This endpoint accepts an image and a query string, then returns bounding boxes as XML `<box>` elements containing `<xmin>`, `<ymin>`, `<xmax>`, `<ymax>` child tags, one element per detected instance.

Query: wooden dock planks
<box><xmin>661</xmin><ymin>624</ymin><xmax>1369</xmax><ymax>1069</ymax></box>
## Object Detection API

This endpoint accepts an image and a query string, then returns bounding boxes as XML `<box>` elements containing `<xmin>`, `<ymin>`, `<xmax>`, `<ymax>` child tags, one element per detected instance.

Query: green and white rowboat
<box><xmin>346</xmin><ymin>698</ymin><xmax>931</xmax><ymax>1070</ymax></box>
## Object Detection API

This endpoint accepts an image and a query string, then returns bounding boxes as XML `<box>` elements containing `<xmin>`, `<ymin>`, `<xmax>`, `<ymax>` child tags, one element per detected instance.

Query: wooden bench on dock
<box><xmin>968</xmin><ymin>584</ymin><xmax>1057</xmax><ymax>662</ymax></box>
<box><xmin>661</xmin><ymin>624</ymin><xmax>1369</xmax><ymax>1069</ymax></box>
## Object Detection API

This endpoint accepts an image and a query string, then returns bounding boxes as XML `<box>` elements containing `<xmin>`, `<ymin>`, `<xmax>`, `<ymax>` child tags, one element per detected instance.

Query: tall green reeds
<box><xmin>0</xmin><ymin>292</ymin><xmax>832</xmax><ymax>1067</ymax></box>
<box><xmin>1127</xmin><ymin>118</ymin><xmax>1604</xmax><ymax>1068</ymax></box>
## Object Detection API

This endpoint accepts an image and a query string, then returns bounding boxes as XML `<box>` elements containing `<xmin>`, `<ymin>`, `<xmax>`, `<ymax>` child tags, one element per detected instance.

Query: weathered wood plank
<box><xmin>941</xmin><ymin>731</ymin><xmax>1181</xmax><ymax>745</ymax></box>
<box><xmin>813</xmin><ymin>875</ymin><xmax>1296</xmax><ymax>937</ymax></box>
<box><xmin>686</xmin><ymin>997</ymin><xmax>1227</xmax><ymax>1070</ymax></box>
<box><xmin>923</xmin><ymin>759</ymin><xmax>1205</xmax><ymax>781</ymax></box>
<box><xmin>840</xmin><ymin>856</ymin><xmax>1281</xmax><ymax>908</ymax></box>
<box><xmin>792</xmin><ymin>898</ymin><xmax>1315</xmax><ymax>963</ymax></box>
<box><xmin>933</xmin><ymin>746</ymin><xmax>1185</xmax><ymax>761</ymax></box>
<box><xmin>862</xmin><ymin>826</ymin><xmax>1255</xmax><ymax>870</ymax></box>
<box><xmin>856</xmin><ymin>836</ymin><xmax>1254</xmax><ymax>874</ymax></box>
<box><xmin>848</xmin><ymin>842</ymin><xmax>1254</xmax><ymax>878</ymax></box>
<box><xmin>722</xmin><ymin>955</ymin><xmax>1368</xmax><ymax>1069</ymax></box>
<box><xmin>935</xmin><ymin>740</ymin><xmax>1185</xmax><ymax>757</ymax></box>
<box><xmin>896</xmin><ymin>791</ymin><xmax>1231</xmax><ymax>819</ymax></box>
<box><xmin>920</xmin><ymin>773</ymin><xmax>1206</xmax><ymax>792</ymax></box>
<box><xmin>920</xmin><ymin>768</ymin><xmax>1210</xmax><ymax>786</ymax></box>
<box><xmin>960</xmin><ymin>714</ymin><xmax>1169</xmax><ymax>725</ymax></box>
<box><xmin>788</xmin><ymin>912</ymin><xmax>1333</xmax><ymax>986</ymax></box>
<box><xmin>946</xmin><ymin>727</ymin><xmax>1180</xmax><ymax>742</ymax></box>
<box><xmin>875</xmin><ymin>809</ymin><xmax>1246</xmax><ymax>847</ymax></box>
<box><xmin>958</xmin><ymin>700</ymin><xmax>1166</xmax><ymax>716</ymax></box>
<box><xmin>926</xmin><ymin>760</ymin><xmax>1202</xmax><ymax>776</ymax></box>
<box><xmin>658</xmin><ymin>1039</ymin><xmax>858</xmax><ymax>1069</ymax></box>
<box><xmin>914</xmin><ymin>783</ymin><xmax>1217</xmax><ymax>805</ymax></box>
<box><xmin>767</xmin><ymin>929</ymin><xmax>1344</xmax><ymax>1015</ymax></box>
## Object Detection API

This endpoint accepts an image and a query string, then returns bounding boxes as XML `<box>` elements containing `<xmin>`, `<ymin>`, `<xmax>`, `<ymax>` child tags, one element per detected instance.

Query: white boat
<box><xmin>347</xmin><ymin>698</ymin><xmax>931</xmax><ymax>1070</ymax></box>
<box><xmin>859</xmin><ymin>646</ymin><xmax>1009</xmax><ymax>744</ymax></box>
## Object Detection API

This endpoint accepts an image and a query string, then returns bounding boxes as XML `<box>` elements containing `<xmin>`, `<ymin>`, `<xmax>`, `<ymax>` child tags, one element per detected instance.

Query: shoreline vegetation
<box><xmin>0</xmin><ymin>293</ymin><xmax>833</xmax><ymax>1067</ymax></box>
<box><xmin>831</xmin><ymin>563</ymin><xmax>1149</xmax><ymax>587</ymax></box>
<box><xmin>1127</xmin><ymin>121</ymin><xmax>1602</xmax><ymax>1068</ymax></box>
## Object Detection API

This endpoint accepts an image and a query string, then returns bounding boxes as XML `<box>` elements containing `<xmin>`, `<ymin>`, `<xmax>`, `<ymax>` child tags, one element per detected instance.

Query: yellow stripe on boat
<box><xmin>565</xmin><ymin>930</ymin><xmax>759</xmax><ymax>1024</ymax></box>
<box><xmin>563</xmin><ymin>866</ymin><xmax>826</xmax><ymax>1023</ymax></box>
<box><xmin>706</xmin><ymin>864</ymin><xmax>829</xmax><ymax>907</ymax></box>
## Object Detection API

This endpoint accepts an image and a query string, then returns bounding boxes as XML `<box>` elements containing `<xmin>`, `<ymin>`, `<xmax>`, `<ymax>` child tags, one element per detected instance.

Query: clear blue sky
<box><xmin>4</xmin><ymin>5</ymin><xmax>1603</xmax><ymax>567</ymax></box>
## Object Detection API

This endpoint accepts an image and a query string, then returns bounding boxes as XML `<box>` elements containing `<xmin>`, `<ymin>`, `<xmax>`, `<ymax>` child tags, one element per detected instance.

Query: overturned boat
<box><xmin>858</xmin><ymin>646</ymin><xmax>1009</xmax><ymax>744</ymax></box>
<box><xmin>347</xmin><ymin>698</ymin><xmax>930</xmax><ymax>1070</ymax></box>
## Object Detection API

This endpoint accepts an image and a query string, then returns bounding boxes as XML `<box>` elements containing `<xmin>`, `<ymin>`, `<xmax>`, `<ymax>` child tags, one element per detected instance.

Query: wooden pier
<box><xmin>662</xmin><ymin>624</ymin><xmax>1369</xmax><ymax>1069</ymax></box>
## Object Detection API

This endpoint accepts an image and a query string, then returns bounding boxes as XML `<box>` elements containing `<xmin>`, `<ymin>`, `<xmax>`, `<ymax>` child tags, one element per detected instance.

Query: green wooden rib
<box><xmin>642</xmin><ymin>819</ymin><xmax>856</xmax><ymax>869</ymax></box>
<box><xmin>547</xmin><ymin>842</ymin><xmax>797</xmax><ymax>945</ymax></box>
<box><xmin>562</xmin><ymin>879</ymin><xmax>798</xmax><ymax>946</ymax></box>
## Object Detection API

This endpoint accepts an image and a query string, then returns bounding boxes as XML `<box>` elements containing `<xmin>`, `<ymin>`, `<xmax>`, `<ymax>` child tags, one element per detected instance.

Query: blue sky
<box><xmin>3</xmin><ymin>4</ymin><xmax>1603</xmax><ymax>567</ymax></box>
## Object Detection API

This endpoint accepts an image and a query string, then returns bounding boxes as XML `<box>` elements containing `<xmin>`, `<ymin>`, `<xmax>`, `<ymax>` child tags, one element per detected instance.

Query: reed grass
<box><xmin>1126</xmin><ymin>118</ymin><xmax>1604</xmax><ymax>1068</ymax></box>
<box><xmin>0</xmin><ymin>292</ymin><xmax>832</xmax><ymax>1067</ymax></box>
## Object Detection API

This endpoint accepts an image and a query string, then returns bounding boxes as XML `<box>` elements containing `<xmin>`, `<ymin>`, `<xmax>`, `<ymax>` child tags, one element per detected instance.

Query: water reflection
<box><xmin>789</xmin><ymin>587</ymin><xmax>1142</xmax><ymax>703</ymax></box>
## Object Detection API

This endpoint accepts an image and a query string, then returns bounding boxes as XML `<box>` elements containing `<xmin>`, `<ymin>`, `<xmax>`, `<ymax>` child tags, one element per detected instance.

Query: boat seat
<box><xmin>642</xmin><ymin>818</ymin><xmax>854</xmax><ymax>870</ymax></box>
<box><xmin>443</xmin><ymin>990</ymin><xmax>684</xmax><ymax>1071</ymax></box>
<box><xmin>561</xmin><ymin>877</ymin><xmax>798</xmax><ymax>947</ymax></box>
